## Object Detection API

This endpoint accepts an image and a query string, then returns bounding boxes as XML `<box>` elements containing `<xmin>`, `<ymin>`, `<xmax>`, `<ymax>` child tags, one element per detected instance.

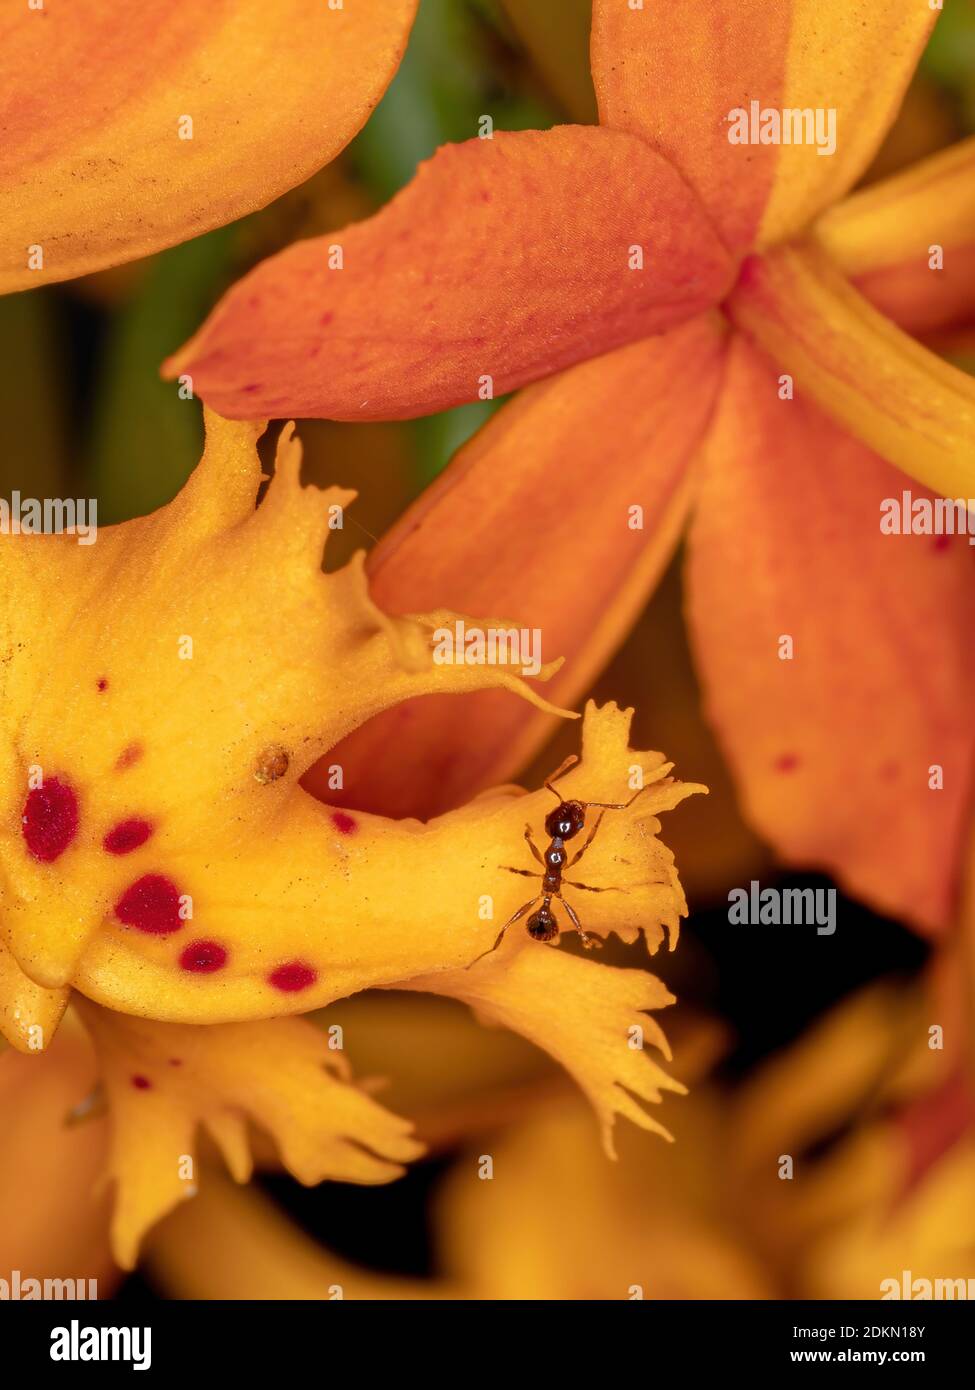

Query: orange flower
<box><xmin>0</xmin><ymin>0</ymin><xmax>418</xmax><ymax>292</ymax></box>
<box><xmin>172</xmin><ymin>2</ymin><xmax>975</xmax><ymax>933</ymax></box>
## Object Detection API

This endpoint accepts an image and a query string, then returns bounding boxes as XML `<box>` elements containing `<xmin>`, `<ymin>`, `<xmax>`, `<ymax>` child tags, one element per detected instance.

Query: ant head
<box><xmin>527</xmin><ymin>907</ymin><xmax>558</xmax><ymax>942</ymax></box>
<box><xmin>544</xmin><ymin>799</ymin><xmax>585</xmax><ymax>841</ymax></box>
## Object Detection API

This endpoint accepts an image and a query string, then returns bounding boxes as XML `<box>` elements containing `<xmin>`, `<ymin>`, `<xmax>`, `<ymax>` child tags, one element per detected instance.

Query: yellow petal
<box><xmin>0</xmin><ymin>411</ymin><xmax>570</xmax><ymax>998</ymax></box>
<box><xmin>391</xmin><ymin>701</ymin><xmax>704</xmax><ymax>1157</ymax></box>
<box><xmin>0</xmin><ymin>0</ymin><xmax>417</xmax><ymax>291</ymax></box>
<box><xmin>74</xmin><ymin>995</ymin><xmax>422</xmax><ymax>1270</ymax></box>
<box><xmin>72</xmin><ymin>702</ymin><xmax>701</xmax><ymax>1026</ymax></box>
<box><xmin>0</xmin><ymin>937</ymin><xmax>68</xmax><ymax>1053</ymax></box>
<box><xmin>398</xmin><ymin>947</ymin><xmax>685</xmax><ymax>1157</ymax></box>
<box><xmin>815</xmin><ymin>136</ymin><xmax>975</xmax><ymax>336</ymax></box>
<box><xmin>726</xmin><ymin>241</ymin><xmax>975</xmax><ymax>499</ymax></box>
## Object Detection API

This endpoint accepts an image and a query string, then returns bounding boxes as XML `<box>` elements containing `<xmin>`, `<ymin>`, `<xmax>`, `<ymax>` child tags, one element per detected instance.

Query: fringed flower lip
<box><xmin>166</xmin><ymin>0</ymin><xmax>975</xmax><ymax>936</ymax></box>
<box><xmin>0</xmin><ymin>412</ymin><xmax>574</xmax><ymax>1022</ymax></box>
<box><xmin>2</xmin><ymin>412</ymin><xmax>704</xmax><ymax>1267</ymax></box>
<box><xmin>74</xmin><ymin>996</ymin><xmax>425</xmax><ymax>1271</ymax></box>
<box><xmin>0</xmin><ymin>0</ymin><xmax>419</xmax><ymax>292</ymax></box>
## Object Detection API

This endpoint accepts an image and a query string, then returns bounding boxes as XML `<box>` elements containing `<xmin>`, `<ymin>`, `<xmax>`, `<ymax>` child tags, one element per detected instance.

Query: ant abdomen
<box><xmin>527</xmin><ymin>909</ymin><xmax>558</xmax><ymax>942</ymax></box>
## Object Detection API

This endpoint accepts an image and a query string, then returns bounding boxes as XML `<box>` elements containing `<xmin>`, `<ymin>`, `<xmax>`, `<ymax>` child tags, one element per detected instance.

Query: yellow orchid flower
<box><xmin>1</xmin><ymin>412</ymin><xmax>703</xmax><ymax>1266</ymax></box>
<box><xmin>172</xmin><ymin>1</ymin><xmax>975</xmax><ymax>937</ymax></box>
<box><xmin>0</xmin><ymin>0</ymin><xmax>418</xmax><ymax>292</ymax></box>
<box><xmin>729</xmin><ymin>971</ymin><xmax>975</xmax><ymax>1299</ymax></box>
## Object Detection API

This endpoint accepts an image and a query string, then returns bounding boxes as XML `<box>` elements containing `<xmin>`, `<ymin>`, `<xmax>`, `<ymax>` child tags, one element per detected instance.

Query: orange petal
<box><xmin>165</xmin><ymin>127</ymin><xmax>734</xmax><ymax>420</ymax></box>
<box><xmin>0</xmin><ymin>0</ymin><xmax>417</xmax><ymax>292</ymax></box>
<box><xmin>591</xmin><ymin>0</ymin><xmax>936</xmax><ymax>253</ymax></box>
<box><xmin>726</xmin><ymin>242</ymin><xmax>975</xmax><ymax>501</ymax></box>
<box><xmin>685</xmin><ymin>337</ymin><xmax>975</xmax><ymax>934</ymax></box>
<box><xmin>308</xmin><ymin>316</ymin><xmax>726</xmax><ymax>818</ymax></box>
<box><xmin>815</xmin><ymin>136</ymin><xmax>975</xmax><ymax>337</ymax></box>
<box><xmin>0</xmin><ymin>1011</ymin><xmax>116</xmax><ymax>1291</ymax></box>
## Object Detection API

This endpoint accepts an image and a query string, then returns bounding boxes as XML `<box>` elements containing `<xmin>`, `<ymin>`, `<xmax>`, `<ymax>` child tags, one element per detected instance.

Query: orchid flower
<box><xmin>171</xmin><ymin>1</ymin><xmax>975</xmax><ymax>935</ymax></box>
<box><xmin>1</xmin><ymin>413</ymin><xmax>702</xmax><ymax>1266</ymax></box>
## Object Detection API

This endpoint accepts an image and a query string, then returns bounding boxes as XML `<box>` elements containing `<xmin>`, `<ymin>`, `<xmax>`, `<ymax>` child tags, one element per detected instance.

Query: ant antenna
<box><xmin>544</xmin><ymin>754</ymin><xmax>579</xmax><ymax>800</ymax></box>
<box><xmin>581</xmin><ymin>785</ymin><xmax>649</xmax><ymax>812</ymax></box>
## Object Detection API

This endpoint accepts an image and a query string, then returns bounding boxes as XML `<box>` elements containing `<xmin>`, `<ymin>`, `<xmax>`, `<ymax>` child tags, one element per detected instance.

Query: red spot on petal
<box><xmin>22</xmin><ymin>777</ymin><xmax>79</xmax><ymax>863</ymax></box>
<box><xmin>115</xmin><ymin>874</ymin><xmax>183</xmax><ymax>935</ymax></box>
<box><xmin>168</xmin><ymin>1058</ymin><xmax>183</xmax><ymax>1067</ymax></box>
<box><xmin>319</xmin><ymin>311</ymin><xmax>334</xmax><ymax>327</ymax></box>
<box><xmin>115</xmin><ymin>743</ymin><xmax>143</xmax><ymax>772</ymax></box>
<box><xmin>103</xmin><ymin>818</ymin><xmax>153</xmax><ymax>855</ymax></box>
<box><xmin>242</xmin><ymin>383</ymin><xmax>261</xmax><ymax>393</ymax></box>
<box><xmin>96</xmin><ymin>677</ymin><xmax>109</xmax><ymax>691</ymax></box>
<box><xmin>331</xmin><ymin>811</ymin><xmax>357</xmax><ymax>835</ymax></box>
<box><xmin>179</xmin><ymin>940</ymin><xmax>227</xmax><ymax>974</ymax></box>
<box><xmin>773</xmin><ymin>753</ymin><xmax>799</xmax><ymax>774</ymax></box>
<box><xmin>131</xmin><ymin>1075</ymin><xmax>152</xmax><ymax>1091</ymax></box>
<box><xmin>268</xmin><ymin>961</ymin><xmax>317</xmax><ymax>993</ymax></box>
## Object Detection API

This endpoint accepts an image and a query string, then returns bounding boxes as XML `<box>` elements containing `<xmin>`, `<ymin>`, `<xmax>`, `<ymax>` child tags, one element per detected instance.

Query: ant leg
<box><xmin>582</xmin><ymin>784</ymin><xmax>651</xmax><ymax>812</ymax></box>
<box><xmin>564</xmin><ymin>874</ymin><xmax>669</xmax><ymax>893</ymax></box>
<box><xmin>558</xmin><ymin>894</ymin><xmax>602</xmax><ymax>951</ymax></box>
<box><xmin>502</xmin><ymin>866</ymin><xmax>539</xmax><ymax>879</ymax></box>
<box><xmin>568</xmin><ymin>810</ymin><xmax>607</xmax><ymax>867</ymax></box>
<box><xmin>544</xmin><ymin>754</ymin><xmax>579</xmax><ymax>799</ymax></box>
<box><xmin>563</xmin><ymin>879</ymin><xmax>623</xmax><ymax>893</ymax></box>
<box><xmin>466</xmin><ymin>896</ymin><xmax>539</xmax><ymax>969</ymax></box>
<box><xmin>569</xmin><ymin>786</ymin><xmax>651</xmax><ymax>868</ymax></box>
<box><xmin>524</xmin><ymin>823</ymin><xmax>545</xmax><ymax>866</ymax></box>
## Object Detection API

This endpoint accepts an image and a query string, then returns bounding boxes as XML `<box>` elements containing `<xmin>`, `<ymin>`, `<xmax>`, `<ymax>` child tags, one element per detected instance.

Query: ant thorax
<box><xmin>468</xmin><ymin>753</ymin><xmax>651</xmax><ymax>967</ymax></box>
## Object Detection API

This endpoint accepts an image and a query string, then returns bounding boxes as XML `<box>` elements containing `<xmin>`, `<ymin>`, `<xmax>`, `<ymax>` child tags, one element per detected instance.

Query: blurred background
<box><xmin>3</xmin><ymin>0</ymin><xmax>975</xmax><ymax>1301</ymax></box>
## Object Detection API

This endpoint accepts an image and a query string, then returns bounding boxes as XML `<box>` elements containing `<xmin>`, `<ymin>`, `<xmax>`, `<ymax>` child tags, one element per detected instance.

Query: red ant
<box><xmin>469</xmin><ymin>754</ymin><xmax>649</xmax><ymax>965</ymax></box>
